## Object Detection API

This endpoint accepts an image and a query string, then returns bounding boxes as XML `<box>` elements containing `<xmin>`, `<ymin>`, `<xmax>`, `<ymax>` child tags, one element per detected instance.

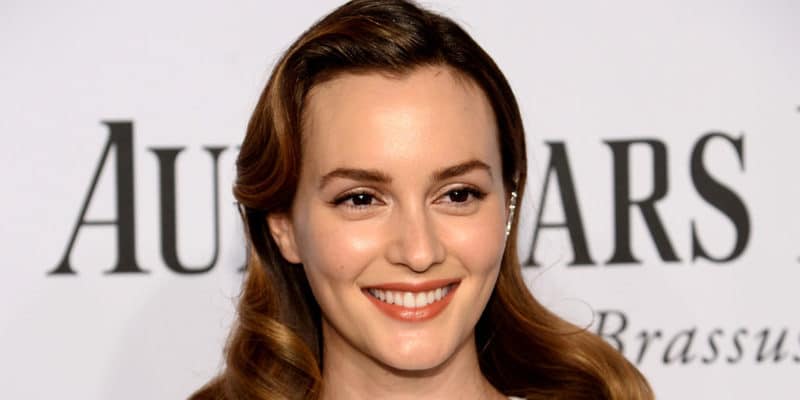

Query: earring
<box><xmin>505</xmin><ymin>190</ymin><xmax>518</xmax><ymax>238</ymax></box>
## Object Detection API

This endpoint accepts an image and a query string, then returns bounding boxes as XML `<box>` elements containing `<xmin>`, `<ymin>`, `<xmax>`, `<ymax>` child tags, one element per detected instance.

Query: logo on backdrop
<box><xmin>593</xmin><ymin>309</ymin><xmax>799</xmax><ymax>366</ymax></box>
<box><xmin>525</xmin><ymin>135</ymin><xmax>749</xmax><ymax>266</ymax></box>
<box><xmin>49</xmin><ymin>121</ymin><xmax>230</xmax><ymax>275</ymax></box>
<box><xmin>49</xmin><ymin>120</ymin><xmax>800</xmax><ymax>367</ymax></box>
<box><xmin>49</xmin><ymin>121</ymin><xmax>751</xmax><ymax>275</ymax></box>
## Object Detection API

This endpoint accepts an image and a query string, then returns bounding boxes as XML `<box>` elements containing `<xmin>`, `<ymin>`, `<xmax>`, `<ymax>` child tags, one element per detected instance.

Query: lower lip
<box><xmin>363</xmin><ymin>283</ymin><xmax>459</xmax><ymax>322</ymax></box>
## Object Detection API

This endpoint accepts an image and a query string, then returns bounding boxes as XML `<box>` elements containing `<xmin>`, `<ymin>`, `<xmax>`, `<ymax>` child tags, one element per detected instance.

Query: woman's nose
<box><xmin>385</xmin><ymin>204</ymin><xmax>446</xmax><ymax>272</ymax></box>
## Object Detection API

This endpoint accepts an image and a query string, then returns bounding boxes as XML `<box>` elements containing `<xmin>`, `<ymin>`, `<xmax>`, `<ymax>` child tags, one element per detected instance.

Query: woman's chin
<box><xmin>372</xmin><ymin>340</ymin><xmax>455</xmax><ymax>372</ymax></box>
<box><xmin>381</xmin><ymin>355</ymin><xmax>446</xmax><ymax>372</ymax></box>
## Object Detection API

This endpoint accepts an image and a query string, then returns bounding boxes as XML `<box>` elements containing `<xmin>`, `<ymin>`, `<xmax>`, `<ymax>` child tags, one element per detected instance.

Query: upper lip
<box><xmin>363</xmin><ymin>278</ymin><xmax>461</xmax><ymax>292</ymax></box>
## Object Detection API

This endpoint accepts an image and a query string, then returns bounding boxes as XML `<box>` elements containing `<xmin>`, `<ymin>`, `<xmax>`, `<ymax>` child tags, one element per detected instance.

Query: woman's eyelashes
<box><xmin>331</xmin><ymin>186</ymin><xmax>487</xmax><ymax>211</ymax></box>
<box><xmin>332</xmin><ymin>191</ymin><xmax>383</xmax><ymax>209</ymax></box>
<box><xmin>436</xmin><ymin>187</ymin><xmax>486</xmax><ymax>206</ymax></box>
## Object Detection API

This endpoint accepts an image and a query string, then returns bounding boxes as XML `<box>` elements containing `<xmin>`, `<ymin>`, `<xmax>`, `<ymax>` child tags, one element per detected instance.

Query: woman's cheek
<box><xmin>444</xmin><ymin>213</ymin><xmax>505</xmax><ymax>272</ymax></box>
<box><xmin>302</xmin><ymin>213</ymin><xmax>382</xmax><ymax>279</ymax></box>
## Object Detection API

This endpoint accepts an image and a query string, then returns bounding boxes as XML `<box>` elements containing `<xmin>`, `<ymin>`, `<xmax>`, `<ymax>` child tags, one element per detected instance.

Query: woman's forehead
<box><xmin>301</xmin><ymin>65</ymin><xmax>501</xmax><ymax>178</ymax></box>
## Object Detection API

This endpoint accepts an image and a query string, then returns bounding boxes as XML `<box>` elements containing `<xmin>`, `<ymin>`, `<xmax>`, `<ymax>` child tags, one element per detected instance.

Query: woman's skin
<box><xmin>268</xmin><ymin>65</ymin><xmax>510</xmax><ymax>400</ymax></box>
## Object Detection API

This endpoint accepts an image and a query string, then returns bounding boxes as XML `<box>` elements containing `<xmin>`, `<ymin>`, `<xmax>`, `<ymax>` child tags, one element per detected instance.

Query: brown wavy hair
<box><xmin>190</xmin><ymin>1</ymin><xmax>653</xmax><ymax>399</ymax></box>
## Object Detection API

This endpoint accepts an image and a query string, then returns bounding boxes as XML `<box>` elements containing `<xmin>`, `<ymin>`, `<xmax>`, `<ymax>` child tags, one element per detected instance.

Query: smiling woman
<box><xmin>274</xmin><ymin>67</ymin><xmax>510</xmax><ymax>378</ymax></box>
<box><xmin>190</xmin><ymin>1</ymin><xmax>652</xmax><ymax>399</ymax></box>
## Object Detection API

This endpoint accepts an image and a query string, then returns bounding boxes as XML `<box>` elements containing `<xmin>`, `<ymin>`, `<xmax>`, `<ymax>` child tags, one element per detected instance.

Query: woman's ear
<box><xmin>266</xmin><ymin>212</ymin><xmax>302</xmax><ymax>264</ymax></box>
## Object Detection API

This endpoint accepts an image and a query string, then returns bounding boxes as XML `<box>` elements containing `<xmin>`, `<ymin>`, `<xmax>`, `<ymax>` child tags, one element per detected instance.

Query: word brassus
<box><xmin>595</xmin><ymin>310</ymin><xmax>799</xmax><ymax>365</ymax></box>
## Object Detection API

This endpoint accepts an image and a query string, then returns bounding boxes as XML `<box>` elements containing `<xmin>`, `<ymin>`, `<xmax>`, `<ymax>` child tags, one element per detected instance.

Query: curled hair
<box><xmin>191</xmin><ymin>1</ymin><xmax>653</xmax><ymax>399</ymax></box>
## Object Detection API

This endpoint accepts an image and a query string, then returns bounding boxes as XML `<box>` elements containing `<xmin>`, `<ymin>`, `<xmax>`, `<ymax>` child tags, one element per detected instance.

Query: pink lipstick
<box><xmin>362</xmin><ymin>279</ymin><xmax>460</xmax><ymax>322</ymax></box>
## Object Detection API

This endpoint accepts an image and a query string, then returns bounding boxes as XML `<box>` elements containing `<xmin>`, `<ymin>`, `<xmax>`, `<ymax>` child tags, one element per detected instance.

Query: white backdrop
<box><xmin>2</xmin><ymin>0</ymin><xmax>799</xmax><ymax>398</ymax></box>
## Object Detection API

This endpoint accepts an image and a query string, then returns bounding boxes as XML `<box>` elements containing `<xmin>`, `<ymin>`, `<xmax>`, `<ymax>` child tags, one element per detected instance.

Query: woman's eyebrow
<box><xmin>318</xmin><ymin>168</ymin><xmax>391</xmax><ymax>190</ymax></box>
<box><xmin>318</xmin><ymin>159</ymin><xmax>492</xmax><ymax>190</ymax></box>
<box><xmin>432</xmin><ymin>159</ymin><xmax>492</xmax><ymax>183</ymax></box>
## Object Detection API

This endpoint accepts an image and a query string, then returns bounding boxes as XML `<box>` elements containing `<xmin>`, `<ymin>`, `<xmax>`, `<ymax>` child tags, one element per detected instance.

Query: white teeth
<box><xmin>403</xmin><ymin>292</ymin><xmax>414</xmax><ymax>308</ymax></box>
<box><xmin>367</xmin><ymin>284</ymin><xmax>455</xmax><ymax>308</ymax></box>
<box><xmin>415</xmin><ymin>292</ymin><xmax>427</xmax><ymax>307</ymax></box>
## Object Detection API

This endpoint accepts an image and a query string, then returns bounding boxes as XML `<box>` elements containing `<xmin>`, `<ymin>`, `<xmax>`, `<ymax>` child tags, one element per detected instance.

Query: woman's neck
<box><xmin>319</xmin><ymin>320</ymin><xmax>506</xmax><ymax>400</ymax></box>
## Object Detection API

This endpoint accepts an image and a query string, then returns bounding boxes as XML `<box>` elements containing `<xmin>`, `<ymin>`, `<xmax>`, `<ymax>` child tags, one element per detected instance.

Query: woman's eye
<box><xmin>333</xmin><ymin>192</ymin><xmax>379</xmax><ymax>208</ymax></box>
<box><xmin>447</xmin><ymin>189</ymin><xmax>470</xmax><ymax>203</ymax></box>
<box><xmin>441</xmin><ymin>187</ymin><xmax>486</xmax><ymax>204</ymax></box>
<box><xmin>349</xmin><ymin>193</ymin><xmax>374</xmax><ymax>206</ymax></box>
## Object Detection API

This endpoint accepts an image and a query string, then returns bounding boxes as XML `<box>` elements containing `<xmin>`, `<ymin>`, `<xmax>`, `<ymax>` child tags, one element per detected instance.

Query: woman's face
<box><xmin>268</xmin><ymin>65</ymin><xmax>509</xmax><ymax>371</ymax></box>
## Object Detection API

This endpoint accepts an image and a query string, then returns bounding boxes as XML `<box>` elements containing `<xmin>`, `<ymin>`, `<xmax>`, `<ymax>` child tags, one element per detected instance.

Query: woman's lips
<box><xmin>362</xmin><ymin>280</ymin><xmax>460</xmax><ymax>322</ymax></box>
